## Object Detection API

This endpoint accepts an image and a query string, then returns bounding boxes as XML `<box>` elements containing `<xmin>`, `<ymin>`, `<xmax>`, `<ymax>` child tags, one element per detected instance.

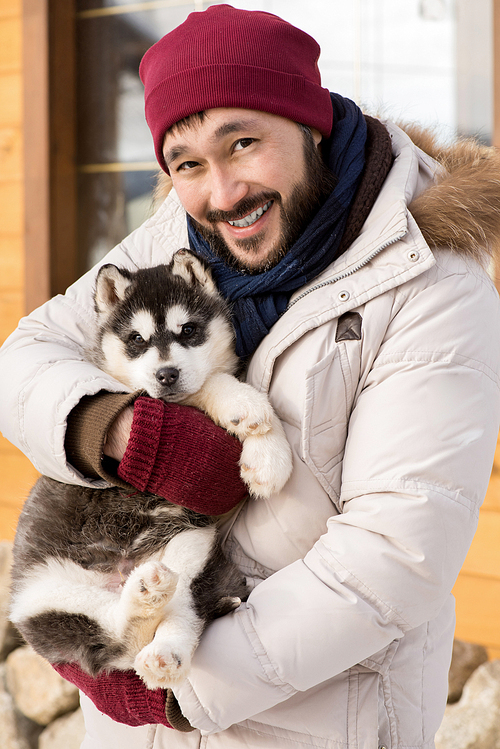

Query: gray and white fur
<box><xmin>10</xmin><ymin>250</ymin><xmax>292</xmax><ymax>689</ymax></box>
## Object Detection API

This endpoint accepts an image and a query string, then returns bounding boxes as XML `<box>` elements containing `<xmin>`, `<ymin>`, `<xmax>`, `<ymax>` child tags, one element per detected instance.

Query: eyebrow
<box><xmin>164</xmin><ymin>144</ymin><xmax>189</xmax><ymax>167</ymax></box>
<box><xmin>164</xmin><ymin>118</ymin><xmax>261</xmax><ymax>167</ymax></box>
<box><xmin>212</xmin><ymin>119</ymin><xmax>260</xmax><ymax>139</ymax></box>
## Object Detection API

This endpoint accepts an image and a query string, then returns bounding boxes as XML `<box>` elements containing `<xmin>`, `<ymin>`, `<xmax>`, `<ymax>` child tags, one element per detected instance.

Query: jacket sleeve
<box><xmin>0</xmin><ymin>235</ymin><xmax>147</xmax><ymax>485</ymax></box>
<box><xmin>0</xmin><ymin>196</ymin><xmax>191</xmax><ymax>485</ymax></box>
<box><xmin>170</xmin><ymin>257</ymin><xmax>500</xmax><ymax>733</ymax></box>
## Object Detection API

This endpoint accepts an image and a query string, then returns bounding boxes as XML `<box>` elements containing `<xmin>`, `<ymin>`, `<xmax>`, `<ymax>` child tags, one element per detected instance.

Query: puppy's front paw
<box><xmin>134</xmin><ymin>642</ymin><xmax>191</xmax><ymax>689</ymax></box>
<box><xmin>239</xmin><ymin>427</ymin><xmax>293</xmax><ymax>499</ymax></box>
<box><xmin>221</xmin><ymin>392</ymin><xmax>274</xmax><ymax>438</ymax></box>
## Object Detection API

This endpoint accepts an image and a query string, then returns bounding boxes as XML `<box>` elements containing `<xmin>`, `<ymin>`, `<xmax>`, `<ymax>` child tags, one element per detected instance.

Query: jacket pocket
<box><xmin>302</xmin><ymin>341</ymin><xmax>359</xmax><ymax>508</ymax></box>
<box><xmin>346</xmin><ymin>668</ymin><xmax>380</xmax><ymax>749</ymax></box>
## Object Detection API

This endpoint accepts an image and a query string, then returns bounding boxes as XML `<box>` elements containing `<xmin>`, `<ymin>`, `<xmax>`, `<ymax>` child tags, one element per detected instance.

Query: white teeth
<box><xmin>228</xmin><ymin>201</ymin><xmax>272</xmax><ymax>228</ymax></box>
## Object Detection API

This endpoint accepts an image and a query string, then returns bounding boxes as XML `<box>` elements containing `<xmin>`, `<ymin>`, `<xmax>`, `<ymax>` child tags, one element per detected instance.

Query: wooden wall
<box><xmin>454</xmin><ymin>436</ymin><xmax>500</xmax><ymax>659</ymax></box>
<box><xmin>0</xmin><ymin>0</ymin><xmax>39</xmax><ymax>541</ymax></box>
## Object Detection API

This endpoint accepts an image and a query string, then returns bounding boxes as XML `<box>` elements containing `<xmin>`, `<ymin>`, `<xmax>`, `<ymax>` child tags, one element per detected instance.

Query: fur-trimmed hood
<box><xmin>405</xmin><ymin>124</ymin><xmax>500</xmax><ymax>264</ymax></box>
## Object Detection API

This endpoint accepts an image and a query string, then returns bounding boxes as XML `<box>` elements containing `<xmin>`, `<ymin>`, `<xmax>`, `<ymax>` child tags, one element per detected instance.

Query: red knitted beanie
<box><xmin>139</xmin><ymin>3</ymin><xmax>333</xmax><ymax>172</ymax></box>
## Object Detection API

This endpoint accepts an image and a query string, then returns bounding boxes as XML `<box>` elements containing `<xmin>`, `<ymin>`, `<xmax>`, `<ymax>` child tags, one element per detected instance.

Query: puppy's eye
<box><xmin>129</xmin><ymin>332</ymin><xmax>147</xmax><ymax>345</ymax></box>
<box><xmin>180</xmin><ymin>323</ymin><xmax>196</xmax><ymax>338</ymax></box>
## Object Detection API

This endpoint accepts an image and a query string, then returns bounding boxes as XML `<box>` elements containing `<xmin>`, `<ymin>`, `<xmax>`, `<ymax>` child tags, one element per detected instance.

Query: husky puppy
<box><xmin>10</xmin><ymin>250</ymin><xmax>292</xmax><ymax>689</ymax></box>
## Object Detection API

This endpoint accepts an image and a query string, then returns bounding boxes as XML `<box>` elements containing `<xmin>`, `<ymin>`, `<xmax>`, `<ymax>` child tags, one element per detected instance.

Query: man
<box><xmin>2</xmin><ymin>5</ymin><xmax>500</xmax><ymax>748</ymax></box>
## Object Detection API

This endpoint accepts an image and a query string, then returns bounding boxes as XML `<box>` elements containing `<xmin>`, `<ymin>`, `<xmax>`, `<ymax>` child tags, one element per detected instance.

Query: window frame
<box><xmin>23</xmin><ymin>0</ymin><xmax>77</xmax><ymax>313</ymax></box>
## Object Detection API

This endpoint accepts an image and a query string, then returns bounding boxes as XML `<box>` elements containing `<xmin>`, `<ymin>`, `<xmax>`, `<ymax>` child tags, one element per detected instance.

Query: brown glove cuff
<box><xmin>65</xmin><ymin>390</ymin><xmax>140</xmax><ymax>484</ymax></box>
<box><xmin>166</xmin><ymin>689</ymin><xmax>194</xmax><ymax>732</ymax></box>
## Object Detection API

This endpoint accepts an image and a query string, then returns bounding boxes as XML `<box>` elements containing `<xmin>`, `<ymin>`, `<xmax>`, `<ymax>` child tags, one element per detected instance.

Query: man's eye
<box><xmin>180</xmin><ymin>323</ymin><xmax>196</xmax><ymax>337</ymax></box>
<box><xmin>234</xmin><ymin>138</ymin><xmax>255</xmax><ymax>151</ymax></box>
<box><xmin>177</xmin><ymin>161</ymin><xmax>199</xmax><ymax>171</ymax></box>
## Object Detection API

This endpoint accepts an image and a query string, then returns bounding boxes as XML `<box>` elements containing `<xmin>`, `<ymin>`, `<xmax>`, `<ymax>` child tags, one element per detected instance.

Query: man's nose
<box><xmin>208</xmin><ymin>165</ymin><xmax>249</xmax><ymax>213</ymax></box>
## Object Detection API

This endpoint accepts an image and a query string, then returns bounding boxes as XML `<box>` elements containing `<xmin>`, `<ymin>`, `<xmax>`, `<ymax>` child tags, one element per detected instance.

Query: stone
<box><xmin>0</xmin><ymin>541</ymin><xmax>22</xmax><ymax>660</ymax></box>
<box><xmin>0</xmin><ymin>664</ymin><xmax>42</xmax><ymax>749</ymax></box>
<box><xmin>0</xmin><ymin>676</ymin><xmax>30</xmax><ymax>749</ymax></box>
<box><xmin>436</xmin><ymin>659</ymin><xmax>500</xmax><ymax>749</ymax></box>
<box><xmin>5</xmin><ymin>645</ymin><xmax>79</xmax><ymax>726</ymax></box>
<box><xmin>39</xmin><ymin>707</ymin><xmax>86</xmax><ymax>749</ymax></box>
<box><xmin>448</xmin><ymin>638</ymin><xmax>488</xmax><ymax>703</ymax></box>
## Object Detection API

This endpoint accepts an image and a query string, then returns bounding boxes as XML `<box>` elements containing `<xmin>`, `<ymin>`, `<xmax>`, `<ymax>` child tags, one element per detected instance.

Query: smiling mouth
<box><xmin>227</xmin><ymin>201</ymin><xmax>273</xmax><ymax>228</ymax></box>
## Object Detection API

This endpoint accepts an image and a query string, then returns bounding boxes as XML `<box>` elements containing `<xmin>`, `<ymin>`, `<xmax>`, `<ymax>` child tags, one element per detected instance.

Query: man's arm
<box><xmin>103</xmin><ymin>406</ymin><xmax>134</xmax><ymax>461</ymax></box>
<box><xmin>0</xmin><ymin>237</ymin><xmax>143</xmax><ymax>485</ymax></box>
<box><xmin>0</xmin><ymin>199</ymin><xmax>187</xmax><ymax>484</ymax></box>
<box><xmin>64</xmin><ymin>388</ymin><xmax>248</xmax><ymax>514</ymax></box>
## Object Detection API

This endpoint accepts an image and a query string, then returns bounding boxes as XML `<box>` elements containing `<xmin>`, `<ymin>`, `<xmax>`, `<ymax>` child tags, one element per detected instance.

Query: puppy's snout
<box><xmin>156</xmin><ymin>366</ymin><xmax>180</xmax><ymax>386</ymax></box>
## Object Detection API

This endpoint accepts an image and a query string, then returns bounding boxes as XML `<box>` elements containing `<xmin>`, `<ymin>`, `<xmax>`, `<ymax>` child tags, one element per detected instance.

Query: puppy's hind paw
<box><xmin>128</xmin><ymin>561</ymin><xmax>178</xmax><ymax>609</ymax></box>
<box><xmin>134</xmin><ymin>643</ymin><xmax>191</xmax><ymax>690</ymax></box>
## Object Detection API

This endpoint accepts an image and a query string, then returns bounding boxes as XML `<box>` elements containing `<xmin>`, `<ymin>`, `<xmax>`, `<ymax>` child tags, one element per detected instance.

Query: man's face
<box><xmin>163</xmin><ymin>108</ymin><xmax>329</xmax><ymax>273</ymax></box>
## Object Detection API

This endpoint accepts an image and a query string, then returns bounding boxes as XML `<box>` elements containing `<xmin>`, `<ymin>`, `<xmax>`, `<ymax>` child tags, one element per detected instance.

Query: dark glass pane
<box><xmin>77</xmin><ymin>0</ymin><xmax>105</xmax><ymax>9</ymax></box>
<box><xmin>78</xmin><ymin>170</ymin><xmax>158</xmax><ymax>271</ymax></box>
<box><xmin>77</xmin><ymin>1</ymin><xmax>196</xmax><ymax>11</ymax></box>
<box><xmin>76</xmin><ymin>5</ymin><xmax>197</xmax><ymax>270</ymax></box>
<box><xmin>77</xmin><ymin>8</ymin><xmax>193</xmax><ymax>165</ymax></box>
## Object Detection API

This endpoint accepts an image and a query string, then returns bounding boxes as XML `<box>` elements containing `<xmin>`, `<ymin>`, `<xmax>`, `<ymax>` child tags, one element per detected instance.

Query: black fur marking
<box><xmin>101</xmin><ymin>264</ymin><xmax>231</xmax><ymax>358</ymax></box>
<box><xmin>190</xmin><ymin>540</ymin><xmax>248</xmax><ymax>624</ymax></box>
<box><xmin>126</xmin><ymin>332</ymin><xmax>149</xmax><ymax>357</ymax></box>
<box><xmin>11</xmin><ymin>477</ymin><xmax>212</xmax><ymax>582</ymax></box>
<box><xmin>18</xmin><ymin>611</ymin><xmax>125</xmax><ymax>676</ymax></box>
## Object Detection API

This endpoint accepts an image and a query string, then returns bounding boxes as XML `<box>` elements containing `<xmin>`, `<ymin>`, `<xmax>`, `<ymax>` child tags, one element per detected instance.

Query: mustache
<box><xmin>205</xmin><ymin>191</ymin><xmax>281</xmax><ymax>224</ymax></box>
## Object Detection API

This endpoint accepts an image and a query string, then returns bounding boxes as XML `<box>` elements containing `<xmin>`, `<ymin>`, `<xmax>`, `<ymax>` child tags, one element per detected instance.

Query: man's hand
<box><xmin>116</xmin><ymin>397</ymin><xmax>248</xmax><ymax>515</ymax></box>
<box><xmin>51</xmin><ymin>662</ymin><xmax>184</xmax><ymax>728</ymax></box>
<box><xmin>103</xmin><ymin>406</ymin><xmax>134</xmax><ymax>461</ymax></box>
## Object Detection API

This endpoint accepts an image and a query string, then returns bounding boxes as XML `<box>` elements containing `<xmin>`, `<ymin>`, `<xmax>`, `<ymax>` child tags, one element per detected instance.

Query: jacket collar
<box><xmin>248</xmin><ymin>121</ymin><xmax>439</xmax><ymax>390</ymax></box>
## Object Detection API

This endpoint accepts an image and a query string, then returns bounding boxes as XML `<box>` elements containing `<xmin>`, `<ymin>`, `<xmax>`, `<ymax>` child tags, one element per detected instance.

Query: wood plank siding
<box><xmin>0</xmin><ymin>0</ymin><xmax>39</xmax><ymax>540</ymax></box>
<box><xmin>454</xmin><ymin>436</ymin><xmax>500</xmax><ymax>659</ymax></box>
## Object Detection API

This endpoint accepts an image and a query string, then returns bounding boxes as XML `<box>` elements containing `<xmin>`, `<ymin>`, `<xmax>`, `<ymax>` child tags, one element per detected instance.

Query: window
<box><xmin>23</xmin><ymin>0</ymin><xmax>497</xmax><ymax>310</ymax></box>
<box><xmin>76</xmin><ymin>1</ymin><xmax>211</xmax><ymax>272</ymax></box>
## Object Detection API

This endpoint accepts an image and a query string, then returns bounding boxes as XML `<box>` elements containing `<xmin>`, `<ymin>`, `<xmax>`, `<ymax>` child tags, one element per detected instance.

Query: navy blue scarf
<box><xmin>188</xmin><ymin>93</ymin><xmax>367</xmax><ymax>358</ymax></box>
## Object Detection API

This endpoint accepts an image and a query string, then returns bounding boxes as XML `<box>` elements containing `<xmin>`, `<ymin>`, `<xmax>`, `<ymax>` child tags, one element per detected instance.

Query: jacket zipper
<box><xmin>285</xmin><ymin>230</ymin><xmax>408</xmax><ymax>312</ymax></box>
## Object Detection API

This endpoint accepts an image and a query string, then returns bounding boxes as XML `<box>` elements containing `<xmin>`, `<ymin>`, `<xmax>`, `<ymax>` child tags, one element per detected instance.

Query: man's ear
<box><xmin>311</xmin><ymin>127</ymin><xmax>323</xmax><ymax>147</ymax></box>
<box><xmin>94</xmin><ymin>265</ymin><xmax>133</xmax><ymax>315</ymax></box>
<box><xmin>170</xmin><ymin>249</ymin><xmax>218</xmax><ymax>296</ymax></box>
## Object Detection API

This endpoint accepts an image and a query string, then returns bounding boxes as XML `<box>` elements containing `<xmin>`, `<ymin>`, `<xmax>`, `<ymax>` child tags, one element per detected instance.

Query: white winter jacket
<box><xmin>2</xmin><ymin>122</ymin><xmax>500</xmax><ymax>749</ymax></box>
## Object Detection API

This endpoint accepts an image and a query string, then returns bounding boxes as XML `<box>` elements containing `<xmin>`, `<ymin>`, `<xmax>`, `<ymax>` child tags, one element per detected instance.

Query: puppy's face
<box><xmin>93</xmin><ymin>253</ymin><xmax>237</xmax><ymax>400</ymax></box>
<box><xmin>99</xmin><ymin>303</ymin><xmax>233</xmax><ymax>400</ymax></box>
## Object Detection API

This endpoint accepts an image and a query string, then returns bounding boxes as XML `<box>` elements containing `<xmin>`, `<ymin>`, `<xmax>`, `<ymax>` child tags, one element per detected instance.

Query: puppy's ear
<box><xmin>94</xmin><ymin>264</ymin><xmax>133</xmax><ymax>315</ymax></box>
<box><xmin>170</xmin><ymin>249</ymin><xmax>218</xmax><ymax>296</ymax></box>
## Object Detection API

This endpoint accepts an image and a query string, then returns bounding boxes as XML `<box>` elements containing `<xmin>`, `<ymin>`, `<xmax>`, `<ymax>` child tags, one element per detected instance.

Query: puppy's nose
<box><xmin>156</xmin><ymin>367</ymin><xmax>179</xmax><ymax>386</ymax></box>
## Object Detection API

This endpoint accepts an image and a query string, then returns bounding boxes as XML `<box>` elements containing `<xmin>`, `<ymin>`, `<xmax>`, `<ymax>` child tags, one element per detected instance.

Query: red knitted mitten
<box><xmin>117</xmin><ymin>397</ymin><xmax>248</xmax><ymax>515</ymax></box>
<box><xmin>52</xmin><ymin>663</ymin><xmax>173</xmax><ymax>727</ymax></box>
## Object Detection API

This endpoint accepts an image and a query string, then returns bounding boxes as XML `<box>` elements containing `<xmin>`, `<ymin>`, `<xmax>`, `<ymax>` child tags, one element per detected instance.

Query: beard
<box><xmin>189</xmin><ymin>133</ymin><xmax>337</xmax><ymax>274</ymax></box>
